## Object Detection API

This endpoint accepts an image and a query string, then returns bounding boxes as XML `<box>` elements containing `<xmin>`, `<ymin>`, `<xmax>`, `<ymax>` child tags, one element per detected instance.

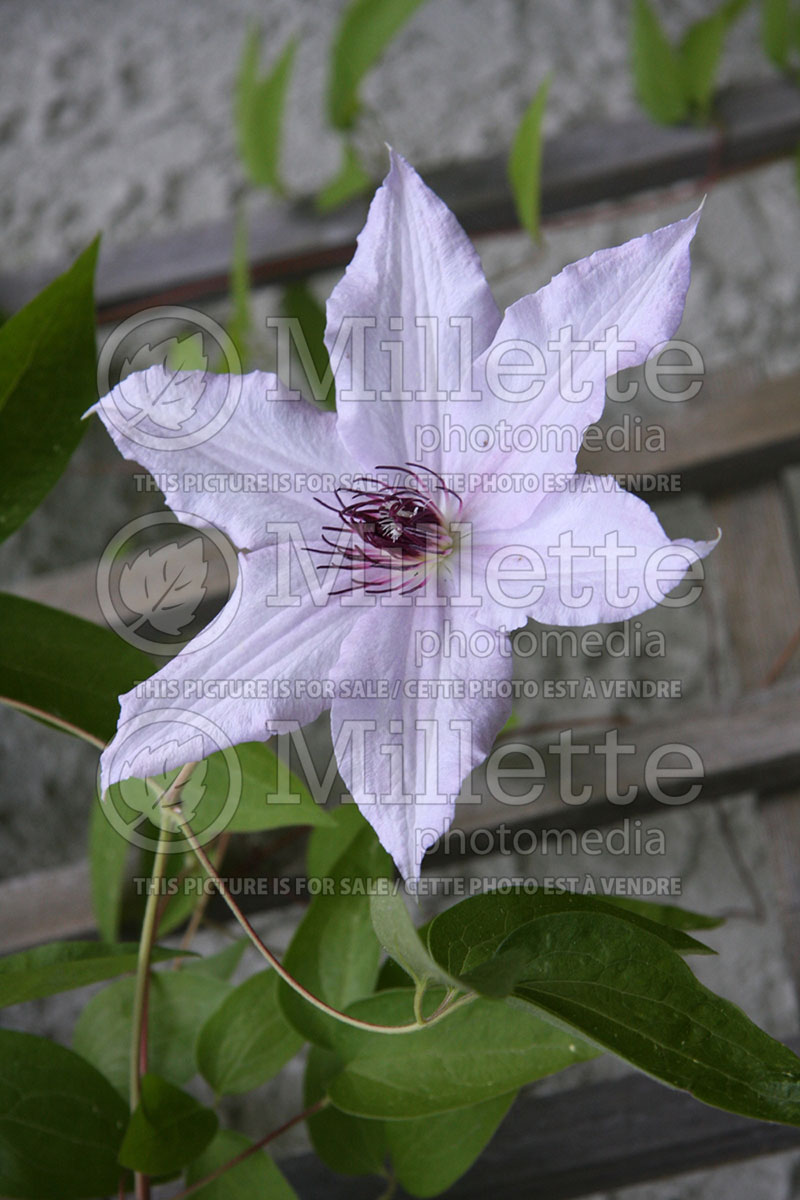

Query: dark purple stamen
<box><xmin>309</xmin><ymin>463</ymin><xmax>461</xmax><ymax>595</ymax></box>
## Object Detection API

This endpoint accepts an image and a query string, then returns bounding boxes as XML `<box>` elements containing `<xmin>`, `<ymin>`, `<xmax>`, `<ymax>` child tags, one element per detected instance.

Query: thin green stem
<box><xmin>129</xmin><ymin>762</ymin><xmax>197</xmax><ymax>1200</ymax></box>
<box><xmin>171</xmin><ymin>803</ymin><xmax>476</xmax><ymax>1035</ymax></box>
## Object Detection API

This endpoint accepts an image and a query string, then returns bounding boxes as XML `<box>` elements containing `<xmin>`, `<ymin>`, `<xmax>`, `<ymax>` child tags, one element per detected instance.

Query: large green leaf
<box><xmin>306</xmin><ymin>802</ymin><xmax>366</xmax><ymax>878</ymax></box>
<box><xmin>304</xmin><ymin>1047</ymin><xmax>387</xmax><ymax>1176</ymax></box>
<box><xmin>326</xmin><ymin>988</ymin><xmax>597</xmax><ymax>1118</ymax></box>
<box><xmin>508</xmin><ymin>77</ymin><xmax>549</xmax><ymax>242</ymax></box>
<box><xmin>185</xmin><ymin>1129</ymin><xmax>299</xmax><ymax>1199</ymax></box>
<box><xmin>631</xmin><ymin>0</ymin><xmax>689</xmax><ymax>124</ymax></box>
<box><xmin>118</xmin><ymin>1074</ymin><xmax>217</xmax><ymax>1176</ymax></box>
<box><xmin>197</xmin><ymin>969</ymin><xmax>304</xmax><ymax>1095</ymax></box>
<box><xmin>0</xmin><ymin>1030</ymin><xmax>128</xmax><ymax>1199</ymax></box>
<box><xmin>0</xmin><ymin>240</ymin><xmax>98</xmax><ymax>541</ymax></box>
<box><xmin>386</xmin><ymin>1092</ymin><xmax>516</xmax><ymax>1198</ymax></box>
<box><xmin>0</xmin><ymin>940</ymin><xmax>184</xmax><ymax>1008</ymax></box>
<box><xmin>73</xmin><ymin>969</ymin><xmax>230</xmax><ymax>1100</ymax></box>
<box><xmin>89</xmin><ymin>787</ymin><xmax>130</xmax><ymax>941</ymax></box>
<box><xmin>493</xmin><ymin>911</ymin><xmax>800</xmax><ymax>1125</ymax></box>
<box><xmin>0</xmin><ymin>592</ymin><xmax>153</xmax><ymax>745</ymax></box>
<box><xmin>235</xmin><ymin>29</ymin><xmax>296</xmax><ymax>191</ymax></box>
<box><xmin>425</xmin><ymin>889</ymin><xmax>714</xmax><ymax>985</ymax></box>
<box><xmin>328</xmin><ymin>0</ymin><xmax>429</xmax><ymax>128</ymax></box>
<box><xmin>279</xmin><ymin>824</ymin><xmax>392</xmax><ymax>1045</ymax></box>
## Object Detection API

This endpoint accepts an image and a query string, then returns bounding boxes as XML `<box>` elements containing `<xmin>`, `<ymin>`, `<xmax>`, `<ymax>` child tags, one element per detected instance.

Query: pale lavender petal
<box><xmin>326</xmin><ymin>149</ymin><xmax>501</xmax><ymax>475</ymax></box>
<box><xmin>90</xmin><ymin>367</ymin><xmax>360</xmax><ymax>550</ymax></box>
<box><xmin>330</xmin><ymin>603</ymin><xmax>511</xmax><ymax>882</ymax></box>
<box><xmin>470</xmin><ymin>475</ymin><xmax>719</xmax><ymax>630</ymax></box>
<box><xmin>99</xmin><ymin>544</ymin><xmax>358</xmax><ymax>792</ymax></box>
<box><xmin>461</xmin><ymin>209</ymin><xmax>702</xmax><ymax>529</ymax></box>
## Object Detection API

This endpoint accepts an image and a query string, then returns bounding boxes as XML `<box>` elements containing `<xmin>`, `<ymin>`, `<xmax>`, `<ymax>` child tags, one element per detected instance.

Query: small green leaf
<box><xmin>73</xmin><ymin>970</ymin><xmax>230</xmax><ymax>1100</ymax></box>
<box><xmin>316</xmin><ymin>141</ymin><xmax>371</xmax><ymax>212</ymax></box>
<box><xmin>279</xmin><ymin>825</ymin><xmax>392</xmax><ymax>1045</ymax></box>
<box><xmin>328</xmin><ymin>0</ymin><xmax>429</xmax><ymax>129</ymax></box>
<box><xmin>0</xmin><ymin>1030</ymin><xmax>128</xmax><ymax>1199</ymax></box>
<box><xmin>305</xmin><ymin>1047</ymin><xmax>387</xmax><ymax>1176</ymax></box>
<box><xmin>198</xmin><ymin>970</ymin><xmax>304</xmax><ymax>1095</ymax></box>
<box><xmin>631</xmin><ymin>0</ymin><xmax>689</xmax><ymax>124</ymax></box>
<box><xmin>0</xmin><ymin>940</ymin><xmax>183</xmax><ymax>1008</ymax></box>
<box><xmin>228</xmin><ymin>740</ymin><xmax>331</xmax><ymax>831</ymax></box>
<box><xmin>499</xmin><ymin>911</ymin><xmax>800</xmax><ymax>1125</ymax></box>
<box><xmin>89</xmin><ymin>787</ymin><xmax>130</xmax><ymax>941</ymax></box>
<box><xmin>182</xmin><ymin>939</ymin><xmax>248</xmax><ymax>981</ymax></box>
<box><xmin>508</xmin><ymin>77</ymin><xmax>549</xmax><ymax>242</ymax></box>
<box><xmin>327</xmin><ymin>989</ymin><xmax>597</xmax><ymax>1118</ymax></box>
<box><xmin>119</xmin><ymin>1074</ymin><xmax>217</xmax><ymax>1176</ymax></box>
<box><xmin>370</xmin><ymin>890</ymin><xmax>459</xmax><ymax>989</ymax></box>
<box><xmin>387</xmin><ymin>1092</ymin><xmax>516</xmax><ymax>1198</ymax></box>
<box><xmin>763</xmin><ymin>0</ymin><xmax>792</xmax><ymax>66</ymax></box>
<box><xmin>0</xmin><ymin>240</ymin><xmax>98</xmax><ymax>542</ymax></box>
<box><xmin>679</xmin><ymin>12</ymin><xmax>727</xmax><ymax>117</ymax></box>
<box><xmin>306</xmin><ymin>803</ymin><xmax>366</xmax><ymax>878</ymax></box>
<box><xmin>235</xmin><ymin>30</ymin><xmax>296</xmax><ymax>191</ymax></box>
<box><xmin>280</xmin><ymin>281</ymin><xmax>336</xmax><ymax>409</ymax></box>
<box><xmin>185</xmin><ymin>1129</ymin><xmax>298</xmax><ymax>1199</ymax></box>
<box><xmin>0</xmin><ymin>592</ymin><xmax>154</xmax><ymax>745</ymax></box>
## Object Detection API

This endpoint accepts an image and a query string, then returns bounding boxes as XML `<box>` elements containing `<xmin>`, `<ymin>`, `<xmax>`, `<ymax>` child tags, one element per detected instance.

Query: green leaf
<box><xmin>763</xmin><ymin>0</ymin><xmax>792</xmax><ymax>66</ymax></box>
<box><xmin>0</xmin><ymin>1029</ymin><xmax>128</xmax><ymax>1199</ymax></box>
<box><xmin>198</xmin><ymin>969</ymin><xmax>304</xmax><ymax>1095</ymax></box>
<box><xmin>370</xmin><ymin>890</ymin><xmax>459</xmax><ymax>989</ymax></box>
<box><xmin>305</xmin><ymin>1047</ymin><xmax>387</xmax><ymax>1176</ymax></box>
<box><xmin>281</xmin><ymin>281</ymin><xmax>336</xmax><ymax>409</ymax></box>
<box><xmin>508</xmin><ymin>77</ymin><xmax>549</xmax><ymax>242</ymax></box>
<box><xmin>182</xmin><ymin>939</ymin><xmax>248</xmax><ymax>981</ymax></box>
<box><xmin>631</xmin><ymin>0</ymin><xmax>689</xmax><ymax>124</ymax></box>
<box><xmin>327</xmin><ymin>989</ymin><xmax>597</xmax><ymax>1118</ymax></box>
<box><xmin>119</xmin><ymin>1074</ymin><xmax>217</xmax><ymax>1176</ymax></box>
<box><xmin>279</xmin><ymin>825</ymin><xmax>392</xmax><ymax>1045</ymax></box>
<box><xmin>89</xmin><ymin>787</ymin><xmax>130</xmax><ymax>941</ymax></box>
<box><xmin>235</xmin><ymin>29</ymin><xmax>296</xmax><ymax>191</ymax></box>
<box><xmin>425</xmin><ymin>889</ymin><xmax>714</xmax><ymax>987</ymax></box>
<box><xmin>497</xmin><ymin>911</ymin><xmax>800</xmax><ymax>1125</ymax></box>
<box><xmin>316</xmin><ymin>141</ymin><xmax>371</xmax><ymax>212</ymax></box>
<box><xmin>387</xmin><ymin>1092</ymin><xmax>516</xmax><ymax>1198</ymax></box>
<box><xmin>185</xmin><ymin>1129</ymin><xmax>298</xmax><ymax>1199</ymax></box>
<box><xmin>306</xmin><ymin>802</ymin><xmax>366</xmax><ymax>878</ymax></box>
<box><xmin>599</xmin><ymin>895</ymin><xmax>723</xmax><ymax>931</ymax></box>
<box><xmin>0</xmin><ymin>592</ymin><xmax>153</xmax><ymax>744</ymax></box>
<box><xmin>0</xmin><ymin>240</ymin><xmax>98</xmax><ymax>542</ymax></box>
<box><xmin>225</xmin><ymin>740</ymin><xmax>331</xmax><ymax>831</ymax></box>
<box><xmin>328</xmin><ymin>0</ymin><xmax>429</xmax><ymax>129</ymax></box>
<box><xmin>0</xmin><ymin>940</ymin><xmax>184</xmax><ymax>1008</ymax></box>
<box><xmin>73</xmin><ymin>970</ymin><xmax>230</xmax><ymax>1100</ymax></box>
<box><xmin>679</xmin><ymin>12</ymin><xmax>727</xmax><ymax>117</ymax></box>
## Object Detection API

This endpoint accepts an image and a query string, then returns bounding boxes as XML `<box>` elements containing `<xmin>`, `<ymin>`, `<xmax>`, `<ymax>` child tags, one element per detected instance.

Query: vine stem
<box><xmin>129</xmin><ymin>762</ymin><xmax>197</xmax><ymax>1200</ymax></box>
<box><xmin>170</xmin><ymin>803</ymin><xmax>475</xmax><ymax>1035</ymax></box>
<box><xmin>169</xmin><ymin>1096</ymin><xmax>330</xmax><ymax>1199</ymax></box>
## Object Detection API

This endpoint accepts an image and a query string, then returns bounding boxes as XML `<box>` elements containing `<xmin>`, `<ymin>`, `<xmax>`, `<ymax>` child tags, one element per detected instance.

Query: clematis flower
<box><xmin>91</xmin><ymin>150</ymin><xmax>716</xmax><ymax>882</ymax></box>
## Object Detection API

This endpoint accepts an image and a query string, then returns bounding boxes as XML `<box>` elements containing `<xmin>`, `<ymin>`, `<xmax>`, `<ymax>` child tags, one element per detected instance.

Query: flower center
<box><xmin>311</xmin><ymin>463</ymin><xmax>461</xmax><ymax>595</ymax></box>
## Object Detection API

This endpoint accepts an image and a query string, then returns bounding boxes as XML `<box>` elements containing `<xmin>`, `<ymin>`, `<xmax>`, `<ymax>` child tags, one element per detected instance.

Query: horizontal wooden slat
<box><xmin>1</xmin><ymin>80</ymin><xmax>799</xmax><ymax>323</ymax></box>
<box><xmin>280</xmin><ymin>1046</ymin><xmax>800</xmax><ymax>1199</ymax></box>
